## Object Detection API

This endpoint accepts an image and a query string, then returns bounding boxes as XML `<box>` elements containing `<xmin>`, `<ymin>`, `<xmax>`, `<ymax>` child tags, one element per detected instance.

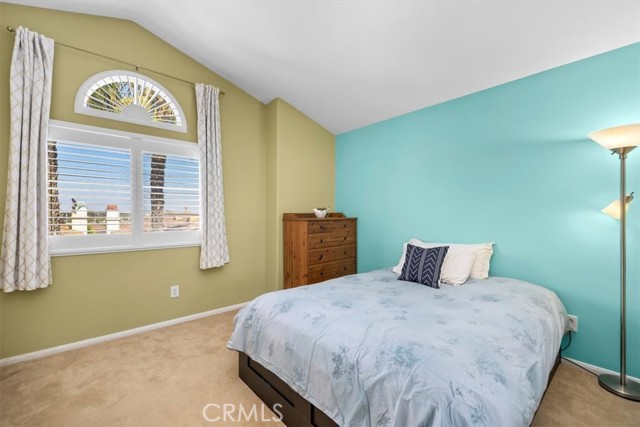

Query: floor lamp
<box><xmin>589</xmin><ymin>123</ymin><xmax>640</xmax><ymax>401</ymax></box>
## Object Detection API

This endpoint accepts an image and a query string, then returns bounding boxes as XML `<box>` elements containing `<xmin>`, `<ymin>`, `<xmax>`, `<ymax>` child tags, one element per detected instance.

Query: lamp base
<box><xmin>598</xmin><ymin>374</ymin><xmax>640</xmax><ymax>401</ymax></box>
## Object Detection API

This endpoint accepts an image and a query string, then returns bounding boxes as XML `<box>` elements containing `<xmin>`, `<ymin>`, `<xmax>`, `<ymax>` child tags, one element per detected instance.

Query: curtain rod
<box><xmin>6</xmin><ymin>26</ymin><xmax>225</xmax><ymax>95</ymax></box>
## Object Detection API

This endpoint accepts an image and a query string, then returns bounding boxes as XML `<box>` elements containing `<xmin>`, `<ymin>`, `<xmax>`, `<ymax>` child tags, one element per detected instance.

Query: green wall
<box><xmin>265</xmin><ymin>99</ymin><xmax>335</xmax><ymax>291</ymax></box>
<box><xmin>336</xmin><ymin>43</ymin><xmax>640</xmax><ymax>376</ymax></box>
<box><xmin>0</xmin><ymin>3</ymin><xmax>334</xmax><ymax>358</ymax></box>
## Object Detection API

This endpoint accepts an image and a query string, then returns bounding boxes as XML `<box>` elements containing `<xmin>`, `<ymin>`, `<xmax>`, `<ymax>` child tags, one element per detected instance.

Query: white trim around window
<box><xmin>47</xmin><ymin>120</ymin><xmax>200</xmax><ymax>256</ymax></box>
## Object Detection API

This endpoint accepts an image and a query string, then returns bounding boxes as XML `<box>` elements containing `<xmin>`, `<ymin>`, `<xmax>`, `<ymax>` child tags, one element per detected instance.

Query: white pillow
<box><xmin>393</xmin><ymin>239</ymin><xmax>494</xmax><ymax>280</ymax></box>
<box><xmin>439</xmin><ymin>251</ymin><xmax>477</xmax><ymax>285</ymax></box>
<box><xmin>392</xmin><ymin>243</ymin><xmax>410</xmax><ymax>275</ymax></box>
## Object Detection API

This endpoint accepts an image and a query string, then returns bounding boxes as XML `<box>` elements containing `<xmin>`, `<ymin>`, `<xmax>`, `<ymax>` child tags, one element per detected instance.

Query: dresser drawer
<box><xmin>308</xmin><ymin>259</ymin><xmax>356</xmax><ymax>283</ymax></box>
<box><xmin>307</xmin><ymin>230</ymin><xmax>356</xmax><ymax>249</ymax></box>
<box><xmin>308</xmin><ymin>245</ymin><xmax>356</xmax><ymax>266</ymax></box>
<box><xmin>307</xmin><ymin>220</ymin><xmax>356</xmax><ymax>234</ymax></box>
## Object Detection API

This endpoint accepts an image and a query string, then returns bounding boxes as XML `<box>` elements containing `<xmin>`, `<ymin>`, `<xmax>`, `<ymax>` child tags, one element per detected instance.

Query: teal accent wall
<box><xmin>336</xmin><ymin>43</ymin><xmax>640</xmax><ymax>376</ymax></box>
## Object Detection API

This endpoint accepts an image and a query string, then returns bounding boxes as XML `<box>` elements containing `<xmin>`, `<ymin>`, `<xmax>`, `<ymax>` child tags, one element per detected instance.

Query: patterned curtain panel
<box><xmin>0</xmin><ymin>27</ymin><xmax>54</xmax><ymax>292</ymax></box>
<box><xmin>195</xmin><ymin>84</ymin><xmax>230</xmax><ymax>269</ymax></box>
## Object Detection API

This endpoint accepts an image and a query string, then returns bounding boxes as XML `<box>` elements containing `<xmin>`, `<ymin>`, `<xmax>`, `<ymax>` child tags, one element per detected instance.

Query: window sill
<box><xmin>50</xmin><ymin>241</ymin><xmax>200</xmax><ymax>257</ymax></box>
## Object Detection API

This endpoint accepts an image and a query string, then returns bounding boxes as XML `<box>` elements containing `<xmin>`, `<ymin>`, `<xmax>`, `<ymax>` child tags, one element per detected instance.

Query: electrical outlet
<box><xmin>568</xmin><ymin>315</ymin><xmax>578</xmax><ymax>332</ymax></box>
<box><xmin>170</xmin><ymin>285</ymin><xmax>180</xmax><ymax>298</ymax></box>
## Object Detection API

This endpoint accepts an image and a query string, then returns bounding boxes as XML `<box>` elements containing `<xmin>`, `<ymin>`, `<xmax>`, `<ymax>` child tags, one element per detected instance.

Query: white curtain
<box><xmin>0</xmin><ymin>27</ymin><xmax>55</xmax><ymax>292</ymax></box>
<box><xmin>195</xmin><ymin>84</ymin><xmax>229</xmax><ymax>269</ymax></box>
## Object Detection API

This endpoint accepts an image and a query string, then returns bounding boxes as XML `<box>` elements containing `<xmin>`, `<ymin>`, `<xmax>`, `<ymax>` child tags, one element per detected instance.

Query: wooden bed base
<box><xmin>239</xmin><ymin>351</ymin><xmax>561</xmax><ymax>427</ymax></box>
<box><xmin>239</xmin><ymin>352</ymin><xmax>338</xmax><ymax>426</ymax></box>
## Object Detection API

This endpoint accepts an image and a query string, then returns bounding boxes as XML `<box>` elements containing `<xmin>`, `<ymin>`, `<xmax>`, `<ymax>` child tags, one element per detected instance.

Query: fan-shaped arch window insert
<box><xmin>74</xmin><ymin>70</ymin><xmax>187</xmax><ymax>133</ymax></box>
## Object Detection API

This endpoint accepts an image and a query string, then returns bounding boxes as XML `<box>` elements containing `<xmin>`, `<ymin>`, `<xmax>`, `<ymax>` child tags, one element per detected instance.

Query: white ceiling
<box><xmin>7</xmin><ymin>1</ymin><xmax>640</xmax><ymax>134</ymax></box>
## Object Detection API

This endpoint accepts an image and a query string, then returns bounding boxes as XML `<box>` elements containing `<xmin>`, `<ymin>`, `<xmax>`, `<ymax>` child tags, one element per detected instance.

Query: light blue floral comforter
<box><xmin>228</xmin><ymin>269</ymin><xmax>568</xmax><ymax>427</ymax></box>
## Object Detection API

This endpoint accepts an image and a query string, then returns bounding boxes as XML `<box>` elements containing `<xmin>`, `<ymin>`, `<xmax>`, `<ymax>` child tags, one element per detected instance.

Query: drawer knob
<box><xmin>319</xmin><ymin>254</ymin><xmax>323</xmax><ymax>260</ymax></box>
<box><xmin>343</xmin><ymin>237</ymin><xmax>347</xmax><ymax>241</ymax></box>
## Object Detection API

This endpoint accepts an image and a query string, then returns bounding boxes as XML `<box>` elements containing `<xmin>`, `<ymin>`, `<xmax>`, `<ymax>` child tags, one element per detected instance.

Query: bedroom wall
<box><xmin>265</xmin><ymin>98</ymin><xmax>335</xmax><ymax>291</ymax></box>
<box><xmin>336</xmin><ymin>43</ymin><xmax>640</xmax><ymax>377</ymax></box>
<box><xmin>0</xmin><ymin>3</ymin><xmax>333</xmax><ymax>358</ymax></box>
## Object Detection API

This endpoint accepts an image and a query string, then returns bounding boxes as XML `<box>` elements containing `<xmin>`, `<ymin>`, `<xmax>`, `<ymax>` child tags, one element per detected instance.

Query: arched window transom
<box><xmin>74</xmin><ymin>70</ymin><xmax>187</xmax><ymax>133</ymax></box>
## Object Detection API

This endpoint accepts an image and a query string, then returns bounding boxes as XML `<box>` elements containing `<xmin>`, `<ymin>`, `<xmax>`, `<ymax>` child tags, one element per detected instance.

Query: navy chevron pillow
<box><xmin>398</xmin><ymin>244</ymin><xmax>449</xmax><ymax>288</ymax></box>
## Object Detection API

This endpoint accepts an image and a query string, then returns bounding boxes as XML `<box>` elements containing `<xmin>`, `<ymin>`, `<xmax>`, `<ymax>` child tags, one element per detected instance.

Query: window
<box><xmin>74</xmin><ymin>70</ymin><xmax>187</xmax><ymax>133</ymax></box>
<box><xmin>47</xmin><ymin>121</ymin><xmax>200</xmax><ymax>255</ymax></box>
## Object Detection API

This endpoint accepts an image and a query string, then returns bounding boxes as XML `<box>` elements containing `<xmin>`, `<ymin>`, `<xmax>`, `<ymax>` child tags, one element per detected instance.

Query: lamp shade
<box><xmin>602</xmin><ymin>193</ymin><xmax>634</xmax><ymax>220</ymax></box>
<box><xmin>589</xmin><ymin>123</ymin><xmax>640</xmax><ymax>150</ymax></box>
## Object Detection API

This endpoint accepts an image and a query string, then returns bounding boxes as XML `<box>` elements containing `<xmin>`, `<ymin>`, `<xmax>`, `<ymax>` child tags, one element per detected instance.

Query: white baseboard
<box><xmin>0</xmin><ymin>302</ymin><xmax>247</xmax><ymax>367</ymax></box>
<box><xmin>561</xmin><ymin>356</ymin><xmax>640</xmax><ymax>383</ymax></box>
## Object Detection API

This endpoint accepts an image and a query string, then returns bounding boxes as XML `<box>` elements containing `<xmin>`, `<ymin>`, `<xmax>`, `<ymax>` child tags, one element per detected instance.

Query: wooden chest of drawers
<box><xmin>283</xmin><ymin>213</ymin><xmax>357</xmax><ymax>288</ymax></box>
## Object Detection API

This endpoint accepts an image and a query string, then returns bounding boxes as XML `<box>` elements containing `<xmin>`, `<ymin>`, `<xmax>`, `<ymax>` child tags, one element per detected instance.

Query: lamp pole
<box><xmin>618</xmin><ymin>147</ymin><xmax>627</xmax><ymax>387</ymax></box>
<box><xmin>597</xmin><ymin>146</ymin><xmax>640</xmax><ymax>400</ymax></box>
<box><xmin>589</xmin><ymin>123</ymin><xmax>640</xmax><ymax>401</ymax></box>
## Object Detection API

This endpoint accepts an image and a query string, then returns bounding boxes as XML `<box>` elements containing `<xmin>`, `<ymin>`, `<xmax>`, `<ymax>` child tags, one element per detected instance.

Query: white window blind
<box><xmin>48</xmin><ymin>140</ymin><xmax>132</xmax><ymax>236</ymax></box>
<box><xmin>47</xmin><ymin>121</ymin><xmax>200</xmax><ymax>255</ymax></box>
<box><xmin>142</xmin><ymin>152</ymin><xmax>200</xmax><ymax>233</ymax></box>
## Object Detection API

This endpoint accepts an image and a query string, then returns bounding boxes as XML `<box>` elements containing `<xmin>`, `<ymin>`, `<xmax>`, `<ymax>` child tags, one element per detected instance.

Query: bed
<box><xmin>228</xmin><ymin>269</ymin><xmax>568</xmax><ymax>427</ymax></box>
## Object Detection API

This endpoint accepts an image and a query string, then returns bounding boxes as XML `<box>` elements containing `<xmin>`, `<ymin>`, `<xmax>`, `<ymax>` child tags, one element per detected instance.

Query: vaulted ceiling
<box><xmin>7</xmin><ymin>1</ymin><xmax>640</xmax><ymax>134</ymax></box>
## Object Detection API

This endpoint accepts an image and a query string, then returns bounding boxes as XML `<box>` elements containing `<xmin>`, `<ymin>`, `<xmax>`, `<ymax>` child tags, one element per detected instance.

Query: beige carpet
<box><xmin>1</xmin><ymin>310</ymin><xmax>638</xmax><ymax>427</ymax></box>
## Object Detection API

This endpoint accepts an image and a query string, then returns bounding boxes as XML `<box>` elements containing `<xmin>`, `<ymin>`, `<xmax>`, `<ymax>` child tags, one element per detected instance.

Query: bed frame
<box><xmin>238</xmin><ymin>350</ymin><xmax>561</xmax><ymax>427</ymax></box>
